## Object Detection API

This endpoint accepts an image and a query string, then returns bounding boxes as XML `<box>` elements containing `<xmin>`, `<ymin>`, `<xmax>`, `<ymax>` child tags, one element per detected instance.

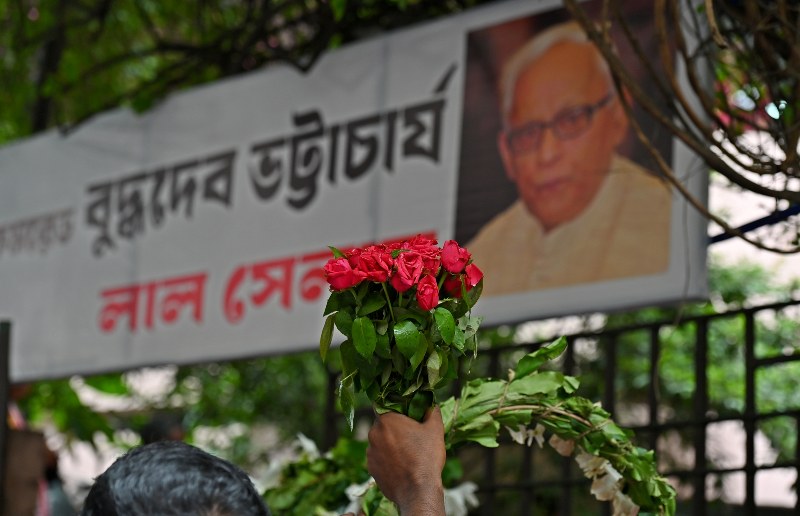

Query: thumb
<box><xmin>422</xmin><ymin>406</ymin><xmax>442</xmax><ymax>426</ymax></box>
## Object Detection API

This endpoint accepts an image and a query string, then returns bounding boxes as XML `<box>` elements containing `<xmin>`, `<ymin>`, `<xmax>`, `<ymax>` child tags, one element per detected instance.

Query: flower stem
<box><xmin>382</xmin><ymin>283</ymin><xmax>395</xmax><ymax>322</ymax></box>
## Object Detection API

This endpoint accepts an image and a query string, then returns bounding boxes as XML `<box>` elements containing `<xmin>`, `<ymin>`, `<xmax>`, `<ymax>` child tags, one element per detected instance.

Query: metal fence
<box><xmin>326</xmin><ymin>298</ymin><xmax>800</xmax><ymax>515</ymax></box>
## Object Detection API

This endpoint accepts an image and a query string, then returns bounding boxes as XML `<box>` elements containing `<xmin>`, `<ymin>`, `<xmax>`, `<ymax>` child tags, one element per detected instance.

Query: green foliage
<box><xmin>0</xmin><ymin>0</ymin><xmax>494</xmax><ymax>143</ymax></box>
<box><xmin>265</xmin><ymin>338</ymin><xmax>677</xmax><ymax>516</ymax></box>
<box><xmin>18</xmin><ymin>376</ymin><xmax>122</xmax><ymax>445</ymax></box>
<box><xmin>172</xmin><ymin>352</ymin><xmax>329</xmax><ymax>461</ymax></box>
<box><xmin>264</xmin><ymin>437</ymin><xmax>370</xmax><ymax>514</ymax></box>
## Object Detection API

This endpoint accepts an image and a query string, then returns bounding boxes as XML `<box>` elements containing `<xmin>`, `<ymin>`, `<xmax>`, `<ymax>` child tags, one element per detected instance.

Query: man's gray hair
<box><xmin>498</xmin><ymin>21</ymin><xmax>612</xmax><ymax>125</ymax></box>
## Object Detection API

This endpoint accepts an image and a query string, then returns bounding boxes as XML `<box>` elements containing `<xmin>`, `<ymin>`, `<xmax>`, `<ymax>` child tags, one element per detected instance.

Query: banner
<box><xmin>0</xmin><ymin>0</ymin><xmax>707</xmax><ymax>381</ymax></box>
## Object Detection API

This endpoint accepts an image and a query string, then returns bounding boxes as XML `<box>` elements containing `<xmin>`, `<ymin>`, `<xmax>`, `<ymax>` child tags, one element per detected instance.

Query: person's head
<box><xmin>80</xmin><ymin>441</ymin><xmax>271</xmax><ymax>516</ymax></box>
<box><xmin>140</xmin><ymin>412</ymin><xmax>186</xmax><ymax>444</ymax></box>
<box><xmin>497</xmin><ymin>22</ymin><xmax>629</xmax><ymax>231</ymax></box>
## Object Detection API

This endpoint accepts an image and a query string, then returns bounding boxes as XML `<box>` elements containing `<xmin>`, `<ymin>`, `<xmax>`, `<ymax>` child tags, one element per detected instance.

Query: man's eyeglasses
<box><xmin>505</xmin><ymin>93</ymin><xmax>615</xmax><ymax>155</ymax></box>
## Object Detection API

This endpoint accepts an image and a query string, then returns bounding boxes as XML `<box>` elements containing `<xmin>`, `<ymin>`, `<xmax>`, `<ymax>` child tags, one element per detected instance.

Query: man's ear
<box><xmin>497</xmin><ymin>131</ymin><xmax>517</xmax><ymax>182</ymax></box>
<box><xmin>609</xmin><ymin>87</ymin><xmax>631</xmax><ymax>146</ymax></box>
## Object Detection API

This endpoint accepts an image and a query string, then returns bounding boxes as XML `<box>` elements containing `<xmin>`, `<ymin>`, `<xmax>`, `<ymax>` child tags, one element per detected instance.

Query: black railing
<box><xmin>326</xmin><ymin>298</ymin><xmax>800</xmax><ymax>514</ymax></box>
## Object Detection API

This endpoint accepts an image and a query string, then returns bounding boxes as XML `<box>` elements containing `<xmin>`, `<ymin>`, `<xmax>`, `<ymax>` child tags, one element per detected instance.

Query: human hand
<box><xmin>367</xmin><ymin>407</ymin><xmax>446</xmax><ymax>515</ymax></box>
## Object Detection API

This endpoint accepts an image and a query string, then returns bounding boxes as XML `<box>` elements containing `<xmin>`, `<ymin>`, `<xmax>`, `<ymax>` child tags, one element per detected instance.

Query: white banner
<box><xmin>0</xmin><ymin>0</ymin><xmax>706</xmax><ymax>381</ymax></box>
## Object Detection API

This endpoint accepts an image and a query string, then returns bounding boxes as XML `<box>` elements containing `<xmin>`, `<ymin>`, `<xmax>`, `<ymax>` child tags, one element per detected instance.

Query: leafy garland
<box><xmin>264</xmin><ymin>338</ymin><xmax>676</xmax><ymax>515</ymax></box>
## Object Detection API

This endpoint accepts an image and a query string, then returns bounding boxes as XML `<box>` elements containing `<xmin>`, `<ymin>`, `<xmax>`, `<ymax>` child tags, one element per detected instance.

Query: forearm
<box><xmin>396</xmin><ymin>480</ymin><xmax>445</xmax><ymax>516</ymax></box>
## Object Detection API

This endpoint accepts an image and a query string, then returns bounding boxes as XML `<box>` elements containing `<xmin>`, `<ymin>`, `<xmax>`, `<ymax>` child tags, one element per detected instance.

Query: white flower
<box><xmin>507</xmin><ymin>424</ymin><xmax>528</xmax><ymax>445</ymax></box>
<box><xmin>508</xmin><ymin>423</ymin><xmax>546</xmax><ymax>448</ymax></box>
<box><xmin>342</xmin><ymin>478</ymin><xmax>375</xmax><ymax>515</ymax></box>
<box><xmin>444</xmin><ymin>481</ymin><xmax>480</xmax><ymax>516</ymax></box>
<box><xmin>548</xmin><ymin>434</ymin><xmax>575</xmax><ymax>456</ymax></box>
<box><xmin>296</xmin><ymin>432</ymin><xmax>320</xmax><ymax>460</ymax></box>
<box><xmin>259</xmin><ymin>460</ymin><xmax>286</xmax><ymax>490</ymax></box>
<box><xmin>591</xmin><ymin>473</ymin><xmax>621</xmax><ymax>501</ymax></box>
<box><xmin>529</xmin><ymin>424</ymin><xmax>545</xmax><ymax>448</ymax></box>
<box><xmin>575</xmin><ymin>451</ymin><xmax>608</xmax><ymax>478</ymax></box>
<box><xmin>612</xmin><ymin>491</ymin><xmax>640</xmax><ymax>516</ymax></box>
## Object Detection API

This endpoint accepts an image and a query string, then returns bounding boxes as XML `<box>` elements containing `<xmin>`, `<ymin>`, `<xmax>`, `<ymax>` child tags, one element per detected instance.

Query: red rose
<box><xmin>405</xmin><ymin>234</ymin><xmax>438</xmax><ymax>250</ymax></box>
<box><xmin>324</xmin><ymin>257</ymin><xmax>367</xmax><ymax>291</ymax></box>
<box><xmin>415</xmin><ymin>274</ymin><xmax>439</xmax><ymax>311</ymax></box>
<box><xmin>442</xmin><ymin>263</ymin><xmax>483</xmax><ymax>298</ymax></box>
<box><xmin>404</xmin><ymin>235</ymin><xmax>441</xmax><ymax>274</ymax></box>
<box><xmin>465</xmin><ymin>263</ymin><xmax>483</xmax><ymax>288</ymax></box>
<box><xmin>390</xmin><ymin>252</ymin><xmax>424</xmax><ymax>292</ymax></box>
<box><xmin>351</xmin><ymin>245</ymin><xmax>393</xmax><ymax>282</ymax></box>
<box><xmin>443</xmin><ymin>274</ymin><xmax>463</xmax><ymax>298</ymax></box>
<box><xmin>441</xmin><ymin>240</ymin><xmax>470</xmax><ymax>274</ymax></box>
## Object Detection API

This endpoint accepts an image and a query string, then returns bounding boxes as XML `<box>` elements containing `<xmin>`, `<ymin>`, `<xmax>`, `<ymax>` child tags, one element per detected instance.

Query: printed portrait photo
<box><xmin>455</xmin><ymin>1</ymin><xmax>674</xmax><ymax>297</ymax></box>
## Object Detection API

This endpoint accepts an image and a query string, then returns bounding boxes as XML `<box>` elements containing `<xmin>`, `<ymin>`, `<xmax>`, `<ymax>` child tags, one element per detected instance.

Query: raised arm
<box><xmin>366</xmin><ymin>407</ymin><xmax>446</xmax><ymax>516</ymax></box>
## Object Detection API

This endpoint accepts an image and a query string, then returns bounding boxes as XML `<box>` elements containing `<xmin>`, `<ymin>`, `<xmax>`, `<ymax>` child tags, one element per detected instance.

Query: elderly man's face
<box><xmin>499</xmin><ymin>40</ymin><xmax>628</xmax><ymax>231</ymax></box>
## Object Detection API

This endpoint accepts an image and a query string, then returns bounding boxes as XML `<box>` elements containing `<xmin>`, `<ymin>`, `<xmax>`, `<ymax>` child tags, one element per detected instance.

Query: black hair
<box><xmin>80</xmin><ymin>441</ymin><xmax>271</xmax><ymax>516</ymax></box>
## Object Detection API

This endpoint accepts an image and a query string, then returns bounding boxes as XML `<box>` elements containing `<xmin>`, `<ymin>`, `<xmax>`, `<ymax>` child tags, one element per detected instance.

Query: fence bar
<box><xmin>603</xmin><ymin>333</ymin><xmax>617</xmax><ymax>416</ymax></box>
<box><xmin>648</xmin><ymin>325</ymin><xmax>661</xmax><ymax>453</ymax></box>
<box><xmin>796</xmin><ymin>415</ymin><xmax>800</xmax><ymax>513</ymax></box>
<box><xmin>0</xmin><ymin>321</ymin><xmax>10</xmax><ymax>513</ymax></box>
<box><xmin>744</xmin><ymin>312</ymin><xmax>756</xmax><ymax>515</ymax></box>
<box><xmin>323</xmin><ymin>369</ymin><xmax>338</xmax><ymax>451</ymax></box>
<box><xmin>480</xmin><ymin>349</ymin><xmax>501</xmax><ymax>515</ymax></box>
<box><xmin>692</xmin><ymin>319</ymin><xmax>708</xmax><ymax>516</ymax></box>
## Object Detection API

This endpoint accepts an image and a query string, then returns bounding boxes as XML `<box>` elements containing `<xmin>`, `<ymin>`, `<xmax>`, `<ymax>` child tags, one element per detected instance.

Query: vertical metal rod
<box><xmin>795</xmin><ymin>415</ymin><xmax>800</xmax><ymax>513</ymax></box>
<box><xmin>324</xmin><ymin>369</ymin><xmax>338</xmax><ymax>451</ymax></box>
<box><xmin>560</xmin><ymin>338</ymin><xmax>574</xmax><ymax>516</ymax></box>
<box><xmin>603</xmin><ymin>333</ymin><xmax>617</xmax><ymax>418</ymax></box>
<box><xmin>692</xmin><ymin>319</ymin><xmax>708</xmax><ymax>516</ymax></box>
<box><xmin>481</xmin><ymin>348</ymin><xmax>501</xmax><ymax>516</ymax></box>
<box><xmin>602</xmin><ymin>334</ymin><xmax>617</xmax><ymax>516</ymax></box>
<box><xmin>648</xmin><ymin>325</ymin><xmax>661</xmax><ymax>452</ymax></box>
<box><xmin>0</xmin><ymin>321</ymin><xmax>10</xmax><ymax>513</ymax></box>
<box><xmin>744</xmin><ymin>312</ymin><xmax>756</xmax><ymax>515</ymax></box>
<box><xmin>559</xmin><ymin>457</ymin><xmax>572</xmax><ymax>516</ymax></box>
<box><xmin>519</xmin><ymin>442</ymin><xmax>532</xmax><ymax>516</ymax></box>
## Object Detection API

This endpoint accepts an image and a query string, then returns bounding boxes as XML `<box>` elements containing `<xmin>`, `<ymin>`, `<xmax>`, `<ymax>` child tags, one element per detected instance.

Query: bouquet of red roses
<box><xmin>319</xmin><ymin>235</ymin><xmax>484</xmax><ymax>428</ymax></box>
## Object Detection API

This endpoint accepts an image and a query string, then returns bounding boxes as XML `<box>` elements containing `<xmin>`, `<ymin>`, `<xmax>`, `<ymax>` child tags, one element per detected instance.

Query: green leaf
<box><xmin>340</xmin><ymin>340</ymin><xmax>358</xmax><ymax>379</ymax></box>
<box><xmin>320</xmin><ymin>314</ymin><xmax>335</xmax><ymax>363</ymax></box>
<box><xmin>407</xmin><ymin>390</ymin><xmax>433</xmax><ymax>422</ymax></box>
<box><xmin>338</xmin><ymin>373</ymin><xmax>355</xmax><ymax>431</ymax></box>
<box><xmin>515</xmin><ymin>336</ymin><xmax>567</xmax><ymax>378</ymax></box>
<box><xmin>394</xmin><ymin>306</ymin><xmax>428</xmax><ymax>326</ymax></box>
<box><xmin>352</xmin><ymin>316</ymin><xmax>377</xmax><ymax>358</ymax></box>
<box><xmin>464</xmin><ymin>279</ymin><xmax>483</xmax><ymax>309</ymax></box>
<box><xmin>375</xmin><ymin>332</ymin><xmax>391</xmax><ymax>359</ymax></box>
<box><xmin>329</xmin><ymin>245</ymin><xmax>345</xmax><ymax>258</ymax></box>
<box><xmin>391</xmin><ymin>346</ymin><xmax>407</xmax><ymax>375</ymax></box>
<box><xmin>409</xmin><ymin>334</ymin><xmax>428</xmax><ymax>371</ymax></box>
<box><xmin>426</xmin><ymin>348</ymin><xmax>442</xmax><ymax>388</ymax></box>
<box><xmin>334</xmin><ymin>309</ymin><xmax>354</xmax><ymax>338</ymax></box>
<box><xmin>323</xmin><ymin>292</ymin><xmax>340</xmax><ymax>316</ymax></box>
<box><xmin>452</xmin><ymin>327</ymin><xmax>465</xmax><ymax>352</ymax></box>
<box><xmin>83</xmin><ymin>375</ymin><xmax>128</xmax><ymax>395</ymax></box>
<box><xmin>330</xmin><ymin>0</ymin><xmax>347</xmax><ymax>21</ymax></box>
<box><xmin>433</xmin><ymin>307</ymin><xmax>456</xmax><ymax>344</ymax></box>
<box><xmin>402</xmin><ymin>374</ymin><xmax>423</xmax><ymax>396</ymax></box>
<box><xmin>358</xmin><ymin>292</ymin><xmax>387</xmax><ymax>316</ymax></box>
<box><xmin>509</xmin><ymin>371</ymin><xmax>565</xmax><ymax>396</ymax></box>
<box><xmin>394</xmin><ymin>320</ymin><xmax>421</xmax><ymax>359</ymax></box>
